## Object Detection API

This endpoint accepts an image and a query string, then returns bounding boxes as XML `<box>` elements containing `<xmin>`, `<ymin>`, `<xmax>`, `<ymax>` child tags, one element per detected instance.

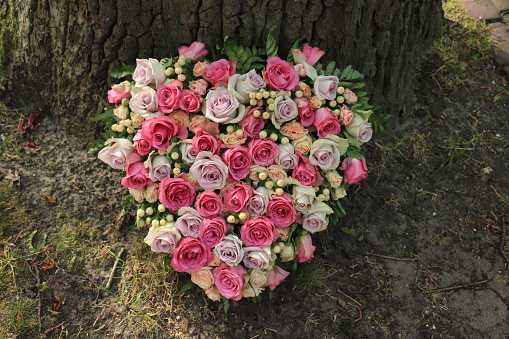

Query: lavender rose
<box><xmin>228</xmin><ymin>70</ymin><xmax>266</xmax><ymax>104</ymax></box>
<box><xmin>302</xmin><ymin>201</ymin><xmax>334</xmax><ymax>233</ymax></box>
<box><xmin>345</xmin><ymin>114</ymin><xmax>373</xmax><ymax>143</ymax></box>
<box><xmin>175</xmin><ymin>207</ymin><xmax>204</xmax><ymax>238</ymax></box>
<box><xmin>98</xmin><ymin>138</ymin><xmax>134</xmax><ymax>170</ymax></box>
<box><xmin>143</xmin><ymin>225</ymin><xmax>182</xmax><ymax>254</ymax></box>
<box><xmin>213</xmin><ymin>234</ymin><xmax>244</xmax><ymax>267</ymax></box>
<box><xmin>205</xmin><ymin>89</ymin><xmax>246</xmax><ymax>124</ymax></box>
<box><xmin>308</xmin><ymin>136</ymin><xmax>341</xmax><ymax>171</ymax></box>
<box><xmin>271</xmin><ymin>95</ymin><xmax>298</xmax><ymax>128</ymax></box>
<box><xmin>292</xmin><ymin>184</ymin><xmax>316</xmax><ymax>214</ymax></box>
<box><xmin>276</xmin><ymin>143</ymin><xmax>298</xmax><ymax>170</ymax></box>
<box><xmin>146</xmin><ymin>154</ymin><xmax>172</xmax><ymax>182</ymax></box>
<box><xmin>248</xmin><ymin>187</ymin><xmax>271</xmax><ymax>217</ymax></box>
<box><xmin>129</xmin><ymin>86</ymin><xmax>159</xmax><ymax>117</ymax></box>
<box><xmin>189</xmin><ymin>151</ymin><xmax>229</xmax><ymax>190</ymax></box>
<box><xmin>314</xmin><ymin>76</ymin><xmax>339</xmax><ymax>101</ymax></box>
<box><xmin>179</xmin><ymin>139</ymin><xmax>198</xmax><ymax>164</ymax></box>
<box><xmin>243</xmin><ymin>247</ymin><xmax>272</xmax><ymax>270</ymax></box>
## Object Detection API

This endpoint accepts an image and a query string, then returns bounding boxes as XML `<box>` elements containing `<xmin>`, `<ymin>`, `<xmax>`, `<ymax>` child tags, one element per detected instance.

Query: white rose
<box><xmin>292</xmin><ymin>185</ymin><xmax>316</xmax><ymax>214</ymax></box>
<box><xmin>248</xmin><ymin>269</ymin><xmax>267</xmax><ymax>288</ymax></box>
<box><xmin>302</xmin><ymin>201</ymin><xmax>334</xmax><ymax>233</ymax></box>
<box><xmin>129</xmin><ymin>86</ymin><xmax>160</xmax><ymax>117</ymax></box>
<box><xmin>143</xmin><ymin>225</ymin><xmax>182</xmax><ymax>254</ymax></box>
<box><xmin>280</xmin><ymin>244</ymin><xmax>295</xmax><ymax>262</ymax></box>
<box><xmin>227</xmin><ymin>70</ymin><xmax>266</xmax><ymax>104</ymax></box>
<box><xmin>309</xmin><ymin>137</ymin><xmax>341</xmax><ymax>170</ymax></box>
<box><xmin>133</xmin><ymin>58</ymin><xmax>166</xmax><ymax>88</ymax></box>
<box><xmin>98</xmin><ymin>138</ymin><xmax>134</xmax><ymax>170</ymax></box>
<box><xmin>345</xmin><ymin>114</ymin><xmax>373</xmax><ymax>143</ymax></box>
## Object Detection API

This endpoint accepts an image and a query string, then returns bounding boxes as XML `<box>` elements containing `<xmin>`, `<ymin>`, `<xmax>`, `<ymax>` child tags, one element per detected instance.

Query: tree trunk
<box><xmin>0</xmin><ymin>0</ymin><xmax>443</xmax><ymax>144</ymax></box>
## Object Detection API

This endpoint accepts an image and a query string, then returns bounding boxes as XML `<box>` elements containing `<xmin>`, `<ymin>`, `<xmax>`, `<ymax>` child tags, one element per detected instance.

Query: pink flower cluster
<box><xmin>99</xmin><ymin>41</ymin><xmax>373</xmax><ymax>302</ymax></box>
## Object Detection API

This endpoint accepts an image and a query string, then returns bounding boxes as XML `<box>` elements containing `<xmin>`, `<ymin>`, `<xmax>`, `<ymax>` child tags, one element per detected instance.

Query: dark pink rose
<box><xmin>267</xmin><ymin>194</ymin><xmax>297</xmax><ymax>228</ymax></box>
<box><xmin>195</xmin><ymin>191</ymin><xmax>223</xmax><ymax>218</ymax></box>
<box><xmin>339</xmin><ymin>157</ymin><xmax>369</xmax><ymax>184</ymax></box>
<box><xmin>120</xmin><ymin>153</ymin><xmax>154</xmax><ymax>190</ymax></box>
<box><xmin>291</xmin><ymin>151</ymin><xmax>324</xmax><ymax>187</ymax></box>
<box><xmin>178</xmin><ymin>41</ymin><xmax>209</xmax><ymax>62</ymax></box>
<box><xmin>313</xmin><ymin>107</ymin><xmax>341</xmax><ymax>138</ymax></box>
<box><xmin>141</xmin><ymin>115</ymin><xmax>189</xmax><ymax>151</ymax></box>
<box><xmin>291</xmin><ymin>44</ymin><xmax>325</xmax><ymax>67</ymax></box>
<box><xmin>107</xmin><ymin>87</ymin><xmax>131</xmax><ymax>105</ymax></box>
<box><xmin>203</xmin><ymin>59</ymin><xmax>236</xmax><ymax>87</ymax></box>
<box><xmin>295</xmin><ymin>234</ymin><xmax>316</xmax><ymax>263</ymax></box>
<box><xmin>237</xmin><ymin>106</ymin><xmax>266</xmax><ymax>138</ymax></box>
<box><xmin>171</xmin><ymin>237</ymin><xmax>212</xmax><ymax>273</ymax></box>
<box><xmin>213</xmin><ymin>263</ymin><xmax>247</xmax><ymax>301</ymax></box>
<box><xmin>263</xmin><ymin>56</ymin><xmax>299</xmax><ymax>91</ymax></box>
<box><xmin>248</xmin><ymin>138</ymin><xmax>280</xmax><ymax>166</ymax></box>
<box><xmin>265</xmin><ymin>266</ymin><xmax>290</xmax><ymax>291</ymax></box>
<box><xmin>192</xmin><ymin>129</ymin><xmax>220</xmax><ymax>155</ymax></box>
<box><xmin>314</xmin><ymin>76</ymin><xmax>339</xmax><ymax>100</ymax></box>
<box><xmin>222</xmin><ymin>145</ymin><xmax>252</xmax><ymax>181</ymax></box>
<box><xmin>294</xmin><ymin>97</ymin><xmax>315</xmax><ymax>127</ymax></box>
<box><xmin>179</xmin><ymin>90</ymin><xmax>202</xmax><ymax>113</ymax></box>
<box><xmin>157</xmin><ymin>81</ymin><xmax>182</xmax><ymax>113</ymax></box>
<box><xmin>158</xmin><ymin>177</ymin><xmax>197</xmax><ymax>212</ymax></box>
<box><xmin>224</xmin><ymin>183</ymin><xmax>254</xmax><ymax>213</ymax></box>
<box><xmin>240</xmin><ymin>217</ymin><xmax>280</xmax><ymax>248</ymax></box>
<box><xmin>199</xmin><ymin>217</ymin><xmax>228</xmax><ymax>248</ymax></box>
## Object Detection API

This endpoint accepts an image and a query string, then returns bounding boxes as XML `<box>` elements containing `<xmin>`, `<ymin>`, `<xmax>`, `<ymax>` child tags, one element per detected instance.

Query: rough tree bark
<box><xmin>0</xmin><ymin>0</ymin><xmax>442</xmax><ymax>144</ymax></box>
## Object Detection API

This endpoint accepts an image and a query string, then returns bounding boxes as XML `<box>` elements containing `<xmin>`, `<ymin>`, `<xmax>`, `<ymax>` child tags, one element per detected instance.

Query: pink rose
<box><xmin>171</xmin><ymin>237</ymin><xmax>212</xmax><ymax>273</ymax></box>
<box><xmin>141</xmin><ymin>115</ymin><xmax>189</xmax><ymax>151</ymax></box>
<box><xmin>213</xmin><ymin>263</ymin><xmax>247</xmax><ymax>301</ymax></box>
<box><xmin>199</xmin><ymin>217</ymin><xmax>228</xmax><ymax>248</ymax></box>
<box><xmin>133</xmin><ymin>58</ymin><xmax>166</xmax><ymax>88</ymax></box>
<box><xmin>107</xmin><ymin>83</ymin><xmax>131</xmax><ymax>104</ymax></box>
<box><xmin>242</xmin><ymin>247</ymin><xmax>272</xmax><ymax>270</ymax></box>
<box><xmin>294</xmin><ymin>97</ymin><xmax>315</xmax><ymax>127</ymax></box>
<box><xmin>179</xmin><ymin>90</ymin><xmax>202</xmax><ymax>113</ymax></box>
<box><xmin>291</xmin><ymin>151</ymin><xmax>324</xmax><ymax>187</ymax></box>
<box><xmin>339</xmin><ymin>104</ymin><xmax>354</xmax><ymax>126</ymax></box>
<box><xmin>158</xmin><ymin>177</ymin><xmax>197</xmax><ymax>212</ymax></box>
<box><xmin>313</xmin><ymin>107</ymin><xmax>341</xmax><ymax>138</ymax></box>
<box><xmin>203</xmin><ymin>59</ymin><xmax>236</xmax><ymax>87</ymax></box>
<box><xmin>192</xmin><ymin>129</ymin><xmax>220</xmax><ymax>155</ymax></box>
<box><xmin>295</xmin><ymin>234</ymin><xmax>316</xmax><ymax>263</ymax></box>
<box><xmin>267</xmin><ymin>194</ymin><xmax>297</xmax><ymax>228</ymax></box>
<box><xmin>248</xmin><ymin>138</ymin><xmax>280</xmax><ymax>166</ymax></box>
<box><xmin>121</xmin><ymin>153</ymin><xmax>154</xmax><ymax>190</ymax></box>
<box><xmin>314</xmin><ymin>76</ymin><xmax>339</xmax><ymax>100</ymax></box>
<box><xmin>263</xmin><ymin>56</ymin><xmax>299</xmax><ymax>91</ymax></box>
<box><xmin>144</xmin><ymin>225</ymin><xmax>182</xmax><ymax>254</ymax></box>
<box><xmin>188</xmin><ymin>79</ymin><xmax>209</xmax><ymax>96</ymax></box>
<box><xmin>175</xmin><ymin>207</ymin><xmax>203</xmax><ymax>238</ymax></box>
<box><xmin>178</xmin><ymin>41</ymin><xmax>209</xmax><ymax>62</ymax></box>
<box><xmin>224</xmin><ymin>183</ymin><xmax>254</xmax><ymax>213</ymax></box>
<box><xmin>237</xmin><ymin>106</ymin><xmax>266</xmax><ymax>138</ymax></box>
<box><xmin>344</xmin><ymin>88</ymin><xmax>358</xmax><ymax>104</ymax></box>
<box><xmin>240</xmin><ymin>217</ymin><xmax>280</xmax><ymax>248</ymax></box>
<box><xmin>221</xmin><ymin>145</ymin><xmax>252</xmax><ymax>181</ymax></box>
<box><xmin>189</xmin><ymin>152</ymin><xmax>229</xmax><ymax>190</ymax></box>
<box><xmin>133</xmin><ymin>131</ymin><xmax>153</xmax><ymax>156</ymax></box>
<box><xmin>339</xmin><ymin>157</ymin><xmax>369</xmax><ymax>184</ymax></box>
<box><xmin>291</xmin><ymin>44</ymin><xmax>325</xmax><ymax>67</ymax></box>
<box><xmin>265</xmin><ymin>266</ymin><xmax>290</xmax><ymax>291</ymax></box>
<box><xmin>98</xmin><ymin>138</ymin><xmax>134</xmax><ymax>170</ymax></box>
<box><xmin>129</xmin><ymin>87</ymin><xmax>159</xmax><ymax>116</ymax></box>
<box><xmin>157</xmin><ymin>81</ymin><xmax>182</xmax><ymax>113</ymax></box>
<box><xmin>195</xmin><ymin>191</ymin><xmax>223</xmax><ymax>218</ymax></box>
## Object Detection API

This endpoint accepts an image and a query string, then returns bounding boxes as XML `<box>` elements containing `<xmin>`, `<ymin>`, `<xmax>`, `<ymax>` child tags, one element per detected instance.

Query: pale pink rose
<box><xmin>144</xmin><ymin>225</ymin><xmax>182</xmax><ymax>254</ymax></box>
<box><xmin>249</xmin><ymin>165</ymin><xmax>268</xmax><ymax>182</ymax></box>
<box><xmin>242</xmin><ymin>247</ymin><xmax>272</xmax><ymax>270</ymax></box>
<box><xmin>267</xmin><ymin>194</ymin><xmax>297</xmax><ymax>227</ymax></box>
<box><xmin>345</xmin><ymin>114</ymin><xmax>373</xmax><ymax>143</ymax></box>
<box><xmin>146</xmin><ymin>154</ymin><xmax>172</xmax><ymax>182</ymax></box>
<box><xmin>309</xmin><ymin>137</ymin><xmax>341</xmax><ymax>170</ymax></box>
<box><xmin>242</xmin><ymin>285</ymin><xmax>263</xmax><ymax>298</ymax></box>
<box><xmin>296</xmin><ymin>82</ymin><xmax>312</xmax><ymax>97</ymax></box>
<box><xmin>158</xmin><ymin>177</ymin><xmax>196</xmax><ymax>212</ymax></box>
<box><xmin>113</xmin><ymin>105</ymin><xmax>129</xmax><ymax>120</ymax></box>
<box><xmin>237</xmin><ymin>106</ymin><xmax>266</xmax><ymax>138</ymax></box>
<box><xmin>240</xmin><ymin>217</ymin><xmax>279</xmax><ymax>248</ymax></box>
<box><xmin>278</xmin><ymin>226</ymin><xmax>290</xmax><ymax>241</ymax></box>
<box><xmin>302</xmin><ymin>201</ymin><xmax>333</xmax><ymax>234</ymax></box>
<box><xmin>191</xmin><ymin>266</ymin><xmax>214</xmax><ymax>290</ymax></box>
<box><xmin>292</xmin><ymin>184</ymin><xmax>316</xmax><ymax>214</ymax></box>
<box><xmin>276</xmin><ymin>143</ymin><xmax>298</xmax><ymax>170</ymax></box>
<box><xmin>169</xmin><ymin>110</ymin><xmax>190</xmax><ymax>128</ymax></box>
<box><xmin>144</xmin><ymin>184</ymin><xmax>159</xmax><ymax>203</ymax></box>
<box><xmin>271</xmin><ymin>95</ymin><xmax>298</xmax><ymax>128</ymax></box>
<box><xmin>295</xmin><ymin>234</ymin><xmax>315</xmax><ymax>263</ymax></box>
<box><xmin>263</xmin><ymin>56</ymin><xmax>299</xmax><ymax>91</ymax></box>
<box><xmin>291</xmin><ymin>44</ymin><xmax>325</xmax><ymax>67</ymax></box>
<box><xmin>267</xmin><ymin>165</ymin><xmax>287</xmax><ymax>182</ymax></box>
<box><xmin>189</xmin><ymin>114</ymin><xmax>209</xmax><ymax>133</ymax></box>
<box><xmin>265</xmin><ymin>266</ymin><xmax>290</xmax><ymax>290</ymax></box>
<box><xmin>224</xmin><ymin>183</ymin><xmax>254</xmax><ymax>213</ymax></box>
<box><xmin>314</xmin><ymin>107</ymin><xmax>341</xmax><ymax>138</ymax></box>
<box><xmin>219</xmin><ymin>132</ymin><xmax>247</xmax><ymax>147</ymax></box>
<box><xmin>309</xmin><ymin>96</ymin><xmax>323</xmax><ymax>109</ymax></box>
<box><xmin>133</xmin><ymin>131</ymin><xmax>153</xmax><ymax>156</ymax></box>
<box><xmin>213</xmin><ymin>234</ymin><xmax>244</xmax><ymax>267</ymax></box>
<box><xmin>213</xmin><ymin>263</ymin><xmax>247</xmax><ymax>301</ymax></box>
<box><xmin>248</xmin><ymin>269</ymin><xmax>267</xmax><ymax>288</ymax></box>
<box><xmin>344</xmin><ymin>88</ymin><xmax>358</xmax><ymax>104</ymax></box>
<box><xmin>128</xmin><ymin>187</ymin><xmax>145</xmax><ymax>203</ymax></box>
<box><xmin>179</xmin><ymin>139</ymin><xmax>198</xmax><ymax>164</ymax></box>
<box><xmin>314</xmin><ymin>76</ymin><xmax>339</xmax><ymax>100</ymax></box>
<box><xmin>188</xmin><ymin>79</ymin><xmax>209</xmax><ymax>96</ymax></box>
<box><xmin>324</xmin><ymin>170</ymin><xmax>343</xmax><ymax>188</ymax></box>
<box><xmin>248</xmin><ymin>187</ymin><xmax>271</xmax><ymax>217</ymax></box>
<box><xmin>133</xmin><ymin>58</ymin><xmax>166</xmax><ymax>88</ymax></box>
<box><xmin>209</xmin><ymin>253</ymin><xmax>222</xmax><ymax>267</ymax></box>
<box><xmin>108</xmin><ymin>81</ymin><xmax>131</xmax><ymax>104</ymax></box>
<box><xmin>98</xmin><ymin>138</ymin><xmax>134</xmax><ymax>170</ymax></box>
<box><xmin>294</xmin><ymin>97</ymin><xmax>315</xmax><ymax>127</ymax></box>
<box><xmin>192</xmin><ymin>129</ymin><xmax>220</xmax><ymax>155</ymax></box>
<box><xmin>222</xmin><ymin>146</ymin><xmax>252</xmax><ymax>181</ymax></box>
<box><xmin>340</xmin><ymin>157</ymin><xmax>369</xmax><ymax>184</ymax></box>
<box><xmin>189</xmin><ymin>152</ymin><xmax>229</xmax><ymax>190</ymax></box>
<box><xmin>294</xmin><ymin>63</ymin><xmax>306</xmax><ymax>77</ymax></box>
<box><xmin>175</xmin><ymin>207</ymin><xmax>203</xmax><ymax>238</ymax></box>
<box><xmin>141</xmin><ymin>115</ymin><xmax>188</xmax><ymax>151</ymax></box>
<box><xmin>195</xmin><ymin>191</ymin><xmax>223</xmax><ymax>218</ymax></box>
<box><xmin>339</xmin><ymin>104</ymin><xmax>354</xmax><ymax>126</ymax></box>
<box><xmin>130</xmin><ymin>112</ymin><xmax>145</xmax><ymax>128</ymax></box>
<box><xmin>291</xmin><ymin>151</ymin><xmax>324</xmax><ymax>187</ymax></box>
<box><xmin>193</xmin><ymin>61</ymin><xmax>209</xmax><ymax>77</ymax></box>
<box><xmin>227</xmin><ymin>70</ymin><xmax>266</xmax><ymax>104</ymax></box>
<box><xmin>178</xmin><ymin>41</ymin><xmax>209</xmax><ymax>62</ymax></box>
<box><xmin>205</xmin><ymin>286</ymin><xmax>221</xmax><ymax>301</ymax></box>
<box><xmin>205</xmin><ymin>89</ymin><xmax>246</xmax><ymax>124</ymax></box>
<box><xmin>179</xmin><ymin>90</ymin><xmax>202</xmax><ymax>113</ymax></box>
<box><xmin>129</xmin><ymin>87</ymin><xmax>158</xmax><ymax>115</ymax></box>
<box><xmin>248</xmin><ymin>138</ymin><xmax>280</xmax><ymax>166</ymax></box>
<box><xmin>292</xmin><ymin>135</ymin><xmax>313</xmax><ymax>154</ymax></box>
<box><xmin>171</xmin><ymin>237</ymin><xmax>212</xmax><ymax>273</ymax></box>
<box><xmin>203</xmin><ymin>59</ymin><xmax>236</xmax><ymax>87</ymax></box>
<box><xmin>199</xmin><ymin>217</ymin><xmax>228</xmax><ymax>248</ymax></box>
<box><xmin>279</xmin><ymin>121</ymin><xmax>308</xmax><ymax>140</ymax></box>
<box><xmin>157</xmin><ymin>81</ymin><xmax>182</xmax><ymax>113</ymax></box>
<box><xmin>121</xmin><ymin>153</ymin><xmax>154</xmax><ymax>190</ymax></box>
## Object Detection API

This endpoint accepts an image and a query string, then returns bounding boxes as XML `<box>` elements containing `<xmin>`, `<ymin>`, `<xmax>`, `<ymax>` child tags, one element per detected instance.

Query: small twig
<box><xmin>43</xmin><ymin>321</ymin><xmax>65</xmax><ymax>335</ymax></box>
<box><xmin>500</xmin><ymin>216</ymin><xmax>509</xmax><ymax>268</ymax></box>
<box><xmin>338</xmin><ymin>289</ymin><xmax>362</xmax><ymax>307</ymax></box>
<box><xmin>421</xmin><ymin>279</ymin><xmax>489</xmax><ymax>294</ymax></box>
<box><xmin>92</xmin><ymin>309</ymin><xmax>105</xmax><ymax>327</ymax></box>
<box><xmin>365</xmin><ymin>253</ymin><xmax>419</xmax><ymax>261</ymax></box>
<box><xmin>26</xmin><ymin>260</ymin><xmax>42</xmax><ymax>333</ymax></box>
<box><xmin>105</xmin><ymin>249</ymin><xmax>124</xmax><ymax>290</ymax></box>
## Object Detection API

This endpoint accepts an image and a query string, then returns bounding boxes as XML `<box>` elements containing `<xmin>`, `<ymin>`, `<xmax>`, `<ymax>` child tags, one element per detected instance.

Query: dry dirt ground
<box><xmin>1</xmin><ymin>5</ymin><xmax>509</xmax><ymax>339</ymax></box>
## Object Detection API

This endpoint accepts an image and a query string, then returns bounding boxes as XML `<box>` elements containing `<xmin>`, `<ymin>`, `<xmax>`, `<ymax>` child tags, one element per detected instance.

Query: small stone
<box><xmin>461</xmin><ymin>0</ymin><xmax>502</xmax><ymax>20</ymax></box>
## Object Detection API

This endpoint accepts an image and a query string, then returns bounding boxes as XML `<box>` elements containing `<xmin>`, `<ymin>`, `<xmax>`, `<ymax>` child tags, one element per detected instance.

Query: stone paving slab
<box><xmin>495</xmin><ymin>40</ymin><xmax>509</xmax><ymax>65</ymax></box>
<box><xmin>461</xmin><ymin>0</ymin><xmax>502</xmax><ymax>19</ymax></box>
<box><xmin>491</xmin><ymin>0</ymin><xmax>509</xmax><ymax>12</ymax></box>
<box><xmin>490</xmin><ymin>23</ymin><xmax>509</xmax><ymax>42</ymax></box>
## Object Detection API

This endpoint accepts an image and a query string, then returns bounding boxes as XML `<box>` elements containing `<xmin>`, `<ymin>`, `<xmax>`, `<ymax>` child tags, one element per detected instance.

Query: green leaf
<box><xmin>111</xmin><ymin>63</ymin><xmax>136</xmax><ymax>79</ymax></box>
<box><xmin>346</xmin><ymin>147</ymin><xmax>363</xmax><ymax>159</ymax></box>
<box><xmin>118</xmin><ymin>196</ymin><xmax>135</xmax><ymax>220</ymax></box>
<box><xmin>341</xmin><ymin>227</ymin><xmax>356</xmax><ymax>235</ymax></box>
<box><xmin>325</xmin><ymin>61</ymin><xmax>336</xmax><ymax>75</ymax></box>
<box><xmin>266</xmin><ymin>26</ymin><xmax>278</xmax><ymax>57</ymax></box>
<box><xmin>180</xmin><ymin>280</ymin><xmax>195</xmax><ymax>293</ymax></box>
<box><xmin>287</xmin><ymin>38</ymin><xmax>302</xmax><ymax>63</ymax></box>
<box><xmin>36</xmin><ymin>233</ymin><xmax>47</xmax><ymax>250</ymax></box>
